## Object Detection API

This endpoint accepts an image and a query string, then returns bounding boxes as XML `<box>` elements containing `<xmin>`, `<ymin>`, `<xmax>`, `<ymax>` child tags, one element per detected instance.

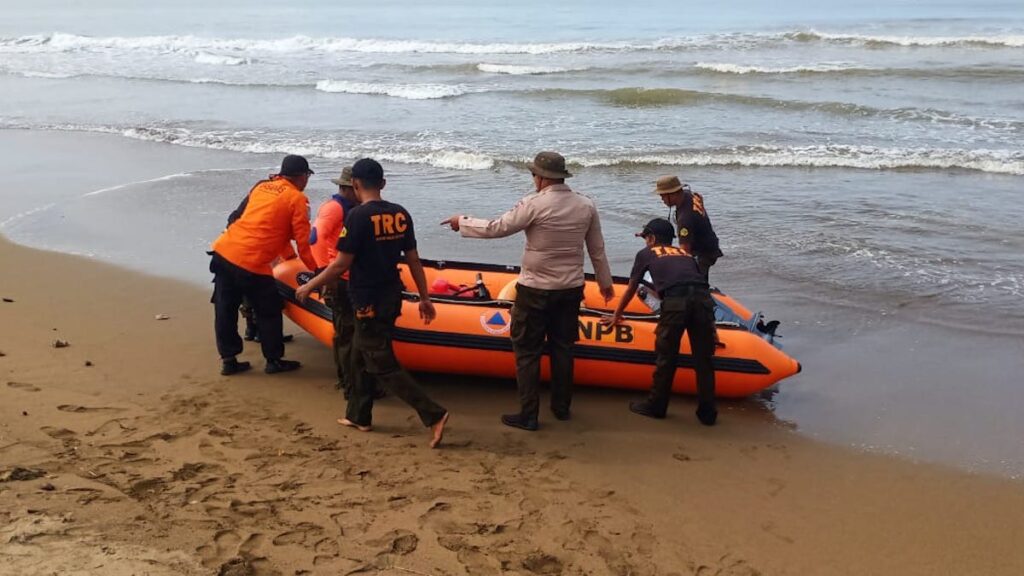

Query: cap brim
<box><xmin>655</xmin><ymin>185</ymin><xmax>683</xmax><ymax>195</ymax></box>
<box><xmin>330</xmin><ymin>178</ymin><xmax>351</xmax><ymax>186</ymax></box>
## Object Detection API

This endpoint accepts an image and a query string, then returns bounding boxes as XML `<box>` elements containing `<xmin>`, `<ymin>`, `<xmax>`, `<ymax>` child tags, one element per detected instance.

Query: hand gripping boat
<box><xmin>273</xmin><ymin>259</ymin><xmax>801</xmax><ymax>398</ymax></box>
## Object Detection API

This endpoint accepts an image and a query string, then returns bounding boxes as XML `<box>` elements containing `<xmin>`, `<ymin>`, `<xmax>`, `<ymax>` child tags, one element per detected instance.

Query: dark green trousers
<box><xmin>650</xmin><ymin>287</ymin><xmax>717</xmax><ymax>410</ymax></box>
<box><xmin>324</xmin><ymin>279</ymin><xmax>355</xmax><ymax>391</ymax></box>
<box><xmin>345</xmin><ymin>286</ymin><xmax>446</xmax><ymax>428</ymax></box>
<box><xmin>509</xmin><ymin>283</ymin><xmax>585</xmax><ymax>419</ymax></box>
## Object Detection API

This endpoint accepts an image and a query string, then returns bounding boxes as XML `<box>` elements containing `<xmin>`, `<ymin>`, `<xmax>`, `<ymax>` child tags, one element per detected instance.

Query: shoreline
<box><xmin>2</xmin><ymin>127</ymin><xmax>1023</xmax><ymax>481</ymax></box>
<box><xmin>3</xmin><ymin>230</ymin><xmax>1024</xmax><ymax>574</ymax></box>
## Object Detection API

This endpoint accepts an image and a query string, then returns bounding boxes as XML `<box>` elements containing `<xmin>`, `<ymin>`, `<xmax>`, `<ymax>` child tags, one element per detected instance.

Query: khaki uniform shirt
<box><xmin>459</xmin><ymin>184</ymin><xmax>613</xmax><ymax>291</ymax></box>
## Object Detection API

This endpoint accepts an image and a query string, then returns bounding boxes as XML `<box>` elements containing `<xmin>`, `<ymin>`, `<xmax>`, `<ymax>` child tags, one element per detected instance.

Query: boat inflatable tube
<box><xmin>273</xmin><ymin>259</ymin><xmax>801</xmax><ymax>398</ymax></box>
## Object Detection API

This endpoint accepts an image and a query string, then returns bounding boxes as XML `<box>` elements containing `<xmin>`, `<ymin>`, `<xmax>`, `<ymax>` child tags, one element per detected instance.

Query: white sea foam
<box><xmin>193</xmin><ymin>52</ymin><xmax>250</xmax><ymax>66</ymax></box>
<box><xmin>314</xmin><ymin>80</ymin><xmax>471</xmax><ymax>99</ymax></box>
<box><xmin>577</xmin><ymin>145</ymin><xmax>1024</xmax><ymax>175</ymax></box>
<box><xmin>2</xmin><ymin>31</ymin><xmax>1021</xmax><ymax>57</ymax></box>
<box><xmin>694</xmin><ymin>62</ymin><xmax>861</xmax><ymax>75</ymax></box>
<box><xmin>18</xmin><ymin>70</ymin><xmax>76</xmax><ymax>79</ymax></box>
<box><xmin>19</xmin><ymin>122</ymin><xmax>1023</xmax><ymax>175</ymax></box>
<box><xmin>793</xmin><ymin>30</ymin><xmax>1024</xmax><ymax>48</ymax></box>
<box><xmin>476</xmin><ymin>63</ymin><xmax>583</xmax><ymax>75</ymax></box>
<box><xmin>0</xmin><ymin>203</ymin><xmax>57</xmax><ymax>230</ymax></box>
<box><xmin>83</xmin><ymin>173</ymin><xmax>191</xmax><ymax>197</ymax></box>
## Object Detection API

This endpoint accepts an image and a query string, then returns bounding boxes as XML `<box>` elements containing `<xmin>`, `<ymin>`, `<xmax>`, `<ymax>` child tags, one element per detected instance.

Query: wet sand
<box><xmin>3</xmin><ymin>236</ymin><xmax>1024</xmax><ymax>575</ymax></box>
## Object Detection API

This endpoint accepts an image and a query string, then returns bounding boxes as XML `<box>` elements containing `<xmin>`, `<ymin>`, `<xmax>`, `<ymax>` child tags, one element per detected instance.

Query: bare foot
<box><xmin>429</xmin><ymin>412</ymin><xmax>450</xmax><ymax>449</ymax></box>
<box><xmin>337</xmin><ymin>418</ymin><xmax>372</xmax><ymax>432</ymax></box>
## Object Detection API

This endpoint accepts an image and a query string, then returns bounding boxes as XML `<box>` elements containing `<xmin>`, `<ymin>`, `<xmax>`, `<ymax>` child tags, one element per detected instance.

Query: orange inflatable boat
<box><xmin>273</xmin><ymin>258</ymin><xmax>801</xmax><ymax>398</ymax></box>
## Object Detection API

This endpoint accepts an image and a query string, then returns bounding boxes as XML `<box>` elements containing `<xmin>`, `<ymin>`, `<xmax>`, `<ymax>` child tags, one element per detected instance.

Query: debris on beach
<box><xmin>155</xmin><ymin>314</ymin><xmax>170</xmax><ymax>320</ymax></box>
<box><xmin>0</xmin><ymin>350</ymin><xmax>6</xmax><ymax>357</ymax></box>
<box><xmin>84</xmin><ymin>360</ymin><xmax>93</xmax><ymax>367</ymax></box>
<box><xmin>52</xmin><ymin>339</ymin><xmax>70</xmax><ymax>348</ymax></box>
<box><xmin>0</xmin><ymin>467</ymin><xmax>46</xmax><ymax>482</ymax></box>
<box><xmin>40</xmin><ymin>482</ymin><xmax>56</xmax><ymax>491</ymax></box>
<box><xmin>2</xmin><ymin>297</ymin><xmax>13</xmax><ymax>303</ymax></box>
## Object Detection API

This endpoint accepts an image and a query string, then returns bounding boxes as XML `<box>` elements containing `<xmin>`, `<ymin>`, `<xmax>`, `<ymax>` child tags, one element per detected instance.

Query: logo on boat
<box><xmin>480</xmin><ymin>311</ymin><xmax>510</xmax><ymax>335</ymax></box>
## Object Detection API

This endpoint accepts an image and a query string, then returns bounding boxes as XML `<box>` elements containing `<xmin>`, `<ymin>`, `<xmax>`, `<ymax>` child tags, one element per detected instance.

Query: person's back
<box><xmin>342</xmin><ymin>199</ymin><xmax>414</xmax><ymax>307</ymax></box>
<box><xmin>209</xmin><ymin>154</ymin><xmax>316</xmax><ymax>377</ymax></box>
<box><xmin>605</xmin><ymin>218</ymin><xmax>718</xmax><ymax>426</ymax></box>
<box><xmin>213</xmin><ymin>177</ymin><xmax>317</xmax><ymax>275</ymax></box>
<box><xmin>517</xmin><ymin>188</ymin><xmax>600</xmax><ymax>286</ymax></box>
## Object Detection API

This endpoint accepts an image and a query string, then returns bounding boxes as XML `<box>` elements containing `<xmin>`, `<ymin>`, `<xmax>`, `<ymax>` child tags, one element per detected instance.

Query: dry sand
<box><xmin>2</xmin><ymin>234</ymin><xmax>1023</xmax><ymax>576</ymax></box>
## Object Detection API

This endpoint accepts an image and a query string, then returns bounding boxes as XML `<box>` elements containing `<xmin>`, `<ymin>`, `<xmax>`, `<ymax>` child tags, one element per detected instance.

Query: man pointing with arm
<box><xmin>442</xmin><ymin>151</ymin><xmax>614</xmax><ymax>431</ymax></box>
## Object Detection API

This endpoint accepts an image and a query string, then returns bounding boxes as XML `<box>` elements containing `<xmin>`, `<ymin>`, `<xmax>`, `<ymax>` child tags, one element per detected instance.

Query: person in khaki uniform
<box><xmin>442</xmin><ymin>151</ymin><xmax>615</xmax><ymax>431</ymax></box>
<box><xmin>655</xmin><ymin>175</ymin><xmax>722</xmax><ymax>278</ymax></box>
<box><xmin>602</xmin><ymin>218</ymin><xmax>718</xmax><ymax>426</ymax></box>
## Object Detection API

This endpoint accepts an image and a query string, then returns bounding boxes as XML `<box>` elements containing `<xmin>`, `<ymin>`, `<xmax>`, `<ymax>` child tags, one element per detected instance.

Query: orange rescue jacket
<box><xmin>212</xmin><ymin>177</ymin><xmax>318</xmax><ymax>276</ymax></box>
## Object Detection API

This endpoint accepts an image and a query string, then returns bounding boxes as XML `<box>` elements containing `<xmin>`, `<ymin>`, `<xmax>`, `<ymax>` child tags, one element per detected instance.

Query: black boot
<box><xmin>696</xmin><ymin>403</ymin><xmax>718</xmax><ymax>426</ymax></box>
<box><xmin>265</xmin><ymin>359</ymin><xmax>301</xmax><ymax>374</ymax></box>
<box><xmin>221</xmin><ymin>358</ymin><xmax>252</xmax><ymax>376</ymax></box>
<box><xmin>501</xmin><ymin>413</ymin><xmax>538</xmax><ymax>431</ymax></box>
<box><xmin>629</xmin><ymin>400</ymin><xmax>667</xmax><ymax>419</ymax></box>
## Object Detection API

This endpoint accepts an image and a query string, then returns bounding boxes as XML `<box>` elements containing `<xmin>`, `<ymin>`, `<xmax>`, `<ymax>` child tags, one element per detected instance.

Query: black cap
<box><xmin>635</xmin><ymin>218</ymin><xmax>675</xmax><ymax>243</ymax></box>
<box><xmin>350</xmin><ymin>158</ymin><xmax>384</xmax><ymax>187</ymax></box>
<box><xmin>279</xmin><ymin>155</ymin><xmax>314</xmax><ymax>177</ymax></box>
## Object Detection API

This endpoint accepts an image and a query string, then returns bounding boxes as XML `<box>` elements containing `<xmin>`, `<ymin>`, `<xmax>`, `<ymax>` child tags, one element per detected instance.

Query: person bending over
<box><xmin>602</xmin><ymin>218</ymin><xmax>718</xmax><ymax>426</ymax></box>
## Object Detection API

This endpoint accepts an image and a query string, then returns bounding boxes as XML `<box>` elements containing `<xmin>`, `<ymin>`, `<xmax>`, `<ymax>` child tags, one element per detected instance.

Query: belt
<box><xmin>661</xmin><ymin>283</ymin><xmax>709</xmax><ymax>297</ymax></box>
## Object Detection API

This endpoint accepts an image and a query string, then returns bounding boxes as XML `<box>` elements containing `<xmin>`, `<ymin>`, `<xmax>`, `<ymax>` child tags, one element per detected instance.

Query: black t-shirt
<box><xmin>674</xmin><ymin>191</ymin><xmax>723</xmax><ymax>261</ymax></box>
<box><xmin>629</xmin><ymin>245</ymin><xmax>706</xmax><ymax>294</ymax></box>
<box><xmin>336</xmin><ymin>200</ymin><xmax>416</xmax><ymax>306</ymax></box>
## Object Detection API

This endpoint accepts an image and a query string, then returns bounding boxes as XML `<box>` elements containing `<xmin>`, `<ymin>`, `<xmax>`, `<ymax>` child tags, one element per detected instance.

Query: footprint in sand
<box><xmin>40</xmin><ymin>426</ymin><xmax>77</xmax><ymax>440</ymax></box>
<box><xmin>196</xmin><ymin>529</ymin><xmax>243</xmax><ymax>567</ymax></box>
<box><xmin>313</xmin><ymin>536</ymin><xmax>340</xmax><ymax>557</ymax></box>
<box><xmin>272</xmin><ymin>522</ymin><xmax>326</xmax><ymax>546</ymax></box>
<box><xmin>368</xmin><ymin>530</ymin><xmax>418</xmax><ymax>555</ymax></box>
<box><xmin>520</xmin><ymin>551</ymin><xmax>564</xmax><ymax>575</ymax></box>
<box><xmin>57</xmin><ymin>404</ymin><xmax>123</xmax><ymax>413</ymax></box>
<box><xmin>672</xmin><ymin>451</ymin><xmax>710</xmax><ymax>463</ymax></box>
<box><xmin>6</xmin><ymin>381</ymin><xmax>40</xmax><ymax>392</ymax></box>
<box><xmin>85</xmin><ymin>418</ymin><xmax>136</xmax><ymax>437</ymax></box>
<box><xmin>437</xmin><ymin>536</ymin><xmax>496</xmax><ymax>574</ymax></box>
<box><xmin>127</xmin><ymin>477</ymin><xmax>167</xmax><ymax>500</ymax></box>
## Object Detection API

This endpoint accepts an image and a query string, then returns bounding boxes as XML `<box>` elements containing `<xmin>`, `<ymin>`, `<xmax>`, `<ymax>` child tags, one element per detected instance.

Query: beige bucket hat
<box><xmin>330</xmin><ymin>166</ymin><xmax>353</xmax><ymax>187</ymax></box>
<box><xmin>654</xmin><ymin>175</ymin><xmax>690</xmax><ymax>195</ymax></box>
<box><xmin>527</xmin><ymin>151</ymin><xmax>573</xmax><ymax>179</ymax></box>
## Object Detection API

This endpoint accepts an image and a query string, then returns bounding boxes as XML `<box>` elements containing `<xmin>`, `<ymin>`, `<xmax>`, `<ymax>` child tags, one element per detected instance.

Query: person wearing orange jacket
<box><xmin>210</xmin><ymin>154</ymin><xmax>319</xmax><ymax>376</ymax></box>
<box><xmin>311</xmin><ymin>166</ymin><xmax>359</xmax><ymax>393</ymax></box>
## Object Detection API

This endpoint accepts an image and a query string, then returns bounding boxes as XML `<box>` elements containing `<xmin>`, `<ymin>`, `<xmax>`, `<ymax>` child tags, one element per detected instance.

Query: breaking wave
<box><xmin>193</xmin><ymin>52</ymin><xmax>250</xmax><ymax>66</ymax></box>
<box><xmin>476</xmin><ymin>63</ymin><xmax>585</xmax><ymax>75</ymax></box>
<box><xmin>693</xmin><ymin>62</ymin><xmax>1024</xmax><ymax>80</ymax></box>
<box><xmin>2</xmin><ymin>30</ymin><xmax>1020</xmax><ymax>57</ymax></box>
<box><xmin>5</xmin><ymin>121</ymin><xmax>1021</xmax><ymax>175</ymax></box>
<box><xmin>785</xmin><ymin>30</ymin><xmax>1024</xmax><ymax>48</ymax></box>
<box><xmin>314</xmin><ymin>80</ymin><xmax>472</xmax><ymax>99</ymax></box>
<box><xmin>695</xmin><ymin>62</ymin><xmax>863</xmax><ymax>75</ymax></box>
<box><xmin>575</xmin><ymin>145</ymin><xmax>1024</xmax><ymax>175</ymax></box>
